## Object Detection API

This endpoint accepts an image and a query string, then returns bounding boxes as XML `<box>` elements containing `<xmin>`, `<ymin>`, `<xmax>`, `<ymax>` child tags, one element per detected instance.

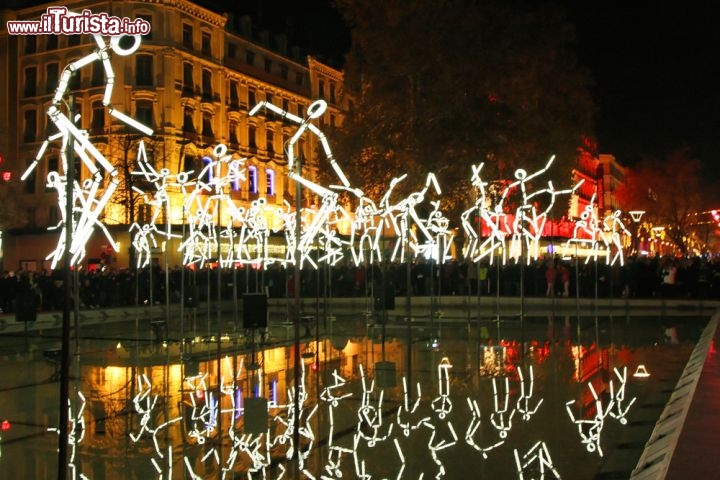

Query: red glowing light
<box><xmin>311</xmin><ymin>362</ymin><xmax>318</xmax><ymax>372</ymax></box>
<box><xmin>1</xmin><ymin>171</ymin><xmax>11</xmax><ymax>182</ymax></box>
<box><xmin>1</xmin><ymin>420</ymin><xmax>10</xmax><ymax>431</ymax></box>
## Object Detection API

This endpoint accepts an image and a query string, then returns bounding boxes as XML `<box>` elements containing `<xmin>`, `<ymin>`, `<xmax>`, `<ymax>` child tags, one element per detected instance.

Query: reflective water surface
<box><xmin>0</xmin><ymin>312</ymin><xmax>707</xmax><ymax>479</ymax></box>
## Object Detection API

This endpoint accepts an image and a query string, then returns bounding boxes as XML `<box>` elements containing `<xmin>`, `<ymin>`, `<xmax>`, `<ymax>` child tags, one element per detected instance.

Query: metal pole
<box><xmin>293</xmin><ymin>154</ymin><xmax>302</xmax><ymax>474</ymax></box>
<box><xmin>58</xmin><ymin>93</ymin><xmax>75</xmax><ymax>480</ymax></box>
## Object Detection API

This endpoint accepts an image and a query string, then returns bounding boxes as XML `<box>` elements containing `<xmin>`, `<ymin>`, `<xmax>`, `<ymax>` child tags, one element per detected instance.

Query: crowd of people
<box><xmin>0</xmin><ymin>254</ymin><xmax>718</xmax><ymax>316</ymax></box>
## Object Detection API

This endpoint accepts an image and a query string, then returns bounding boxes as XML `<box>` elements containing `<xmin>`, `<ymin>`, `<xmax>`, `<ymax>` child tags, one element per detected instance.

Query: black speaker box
<box><xmin>243</xmin><ymin>397</ymin><xmax>268</xmax><ymax>435</ymax></box>
<box><xmin>243</xmin><ymin>293</ymin><xmax>268</xmax><ymax>329</ymax></box>
<box><xmin>15</xmin><ymin>292</ymin><xmax>38</xmax><ymax>322</ymax></box>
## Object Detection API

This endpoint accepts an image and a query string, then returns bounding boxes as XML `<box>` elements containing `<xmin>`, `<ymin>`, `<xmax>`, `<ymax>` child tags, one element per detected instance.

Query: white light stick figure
<box><xmin>24</xmin><ymin>21</ymin><xmax>152</xmax><ymax>268</ymax></box>
<box><xmin>522</xmin><ymin>179</ymin><xmax>584</xmax><ymax>263</ymax></box>
<box><xmin>516</xmin><ymin>366</ymin><xmax>544</xmax><ymax>421</ymax></box>
<box><xmin>514</xmin><ymin>441</ymin><xmax>561</xmax><ymax>480</ymax></box>
<box><xmin>490</xmin><ymin>376</ymin><xmax>516</xmax><ymax>439</ymax></box>
<box><xmin>603</xmin><ymin>210</ymin><xmax>632</xmax><ymax>266</ymax></box>
<box><xmin>250</xmin><ymin>100</ymin><xmax>350</xmax><ymax>268</ymax></box>
<box><xmin>464</xmin><ymin>398</ymin><xmax>505</xmax><ymax>459</ymax></box>
<box><xmin>566</xmin><ymin>382</ymin><xmax>614</xmax><ymax>457</ymax></box>
<box><xmin>387</xmin><ymin>173</ymin><xmax>442</xmax><ymax>263</ymax></box>
<box><xmin>608</xmin><ymin>367</ymin><xmax>636</xmax><ymax>424</ymax></box>
<box><xmin>562</xmin><ymin>193</ymin><xmax>605</xmax><ymax>263</ymax></box>
<box><xmin>180</xmin><ymin>144</ymin><xmax>246</xmax><ymax>267</ymax></box>
<box><xmin>499</xmin><ymin>156</ymin><xmax>555</xmax><ymax>263</ymax></box>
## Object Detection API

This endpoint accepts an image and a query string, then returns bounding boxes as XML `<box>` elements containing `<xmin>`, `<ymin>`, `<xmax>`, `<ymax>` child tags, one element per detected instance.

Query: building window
<box><xmin>49</xmin><ymin>206</ymin><xmax>59</xmax><ymax>226</ymax></box>
<box><xmin>46</xmin><ymin>63</ymin><xmax>58</xmax><ymax>94</ymax></box>
<box><xmin>68</xmin><ymin>34</ymin><xmax>80</xmax><ymax>47</ymax></box>
<box><xmin>319</xmin><ymin>79</ymin><xmax>325</xmax><ymax>99</ymax></box>
<box><xmin>135</xmin><ymin>54</ymin><xmax>153</xmax><ymax>86</ymax></box>
<box><xmin>248</xmin><ymin>166</ymin><xmax>258</xmax><ymax>194</ymax></box>
<box><xmin>248</xmin><ymin>89</ymin><xmax>256</xmax><ymax>107</ymax></box>
<box><xmin>137</xmin><ymin>14</ymin><xmax>152</xmax><ymax>40</ymax></box>
<box><xmin>266</xmin><ymin>92</ymin><xmax>273</xmax><ymax>105</ymax></box>
<box><xmin>228</xmin><ymin>120</ymin><xmax>238</xmax><ymax>144</ymax></box>
<box><xmin>92</xmin><ymin>61</ymin><xmax>103</xmax><ymax>86</ymax></box>
<box><xmin>183</xmin><ymin>62</ymin><xmax>193</xmax><ymax>92</ymax></box>
<box><xmin>183</xmin><ymin>107</ymin><xmax>195</xmax><ymax>133</ymax></box>
<box><xmin>46</xmin><ymin>34</ymin><xmax>58</xmax><ymax>50</ymax></box>
<box><xmin>202</xmin><ymin>112</ymin><xmax>213</xmax><ymax>138</ymax></box>
<box><xmin>248</xmin><ymin>125</ymin><xmax>256</xmax><ymax>148</ymax></box>
<box><xmin>24</xmin><ymin>66</ymin><xmax>37</xmax><ymax>97</ymax></box>
<box><xmin>23</xmin><ymin>159</ymin><xmax>35</xmax><ymax>193</ymax></box>
<box><xmin>228</xmin><ymin>43</ymin><xmax>237</xmax><ymax>59</ymax></box>
<box><xmin>295</xmin><ymin>71</ymin><xmax>303</xmax><ymax>86</ymax></box>
<box><xmin>201</xmin><ymin>32</ymin><xmax>211</xmax><ymax>56</ymax></box>
<box><xmin>298</xmin><ymin>104</ymin><xmax>304</xmax><ymax>118</ymax></box>
<box><xmin>266</xmin><ymin>169</ymin><xmax>275</xmax><ymax>196</ymax></box>
<box><xmin>183</xmin><ymin>154</ymin><xmax>195</xmax><ymax>173</ymax></box>
<box><xmin>229</xmin><ymin>80</ymin><xmax>239</xmax><ymax>107</ymax></box>
<box><xmin>182</xmin><ymin>24</ymin><xmax>193</xmax><ymax>49</ymax></box>
<box><xmin>246</xmin><ymin>50</ymin><xmax>255</xmax><ymax>66</ymax></box>
<box><xmin>26</xmin><ymin>208</ymin><xmax>36</xmax><ymax>227</ymax></box>
<box><xmin>282</xmin><ymin>98</ymin><xmax>289</xmax><ymax>112</ymax></box>
<box><xmin>24</xmin><ymin>36</ymin><xmax>36</xmax><ymax>54</ymax></box>
<box><xmin>329</xmin><ymin>81</ymin><xmax>337</xmax><ymax>103</ymax></box>
<box><xmin>136</xmin><ymin>100</ymin><xmax>153</xmax><ymax>128</ymax></box>
<box><xmin>264</xmin><ymin>58</ymin><xmax>272</xmax><ymax>73</ymax></box>
<box><xmin>68</xmin><ymin>61</ymin><xmax>81</xmax><ymax>90</ymax></box>
<box><xmin>201</xmin><ymin>69</ymin><xmax>212</xmax><ymax>99</ymax></box>
<box><xmin>280</xmin><ymin>64</ymin><xmax>288</xmax><ymax>80</ymax></box>
<box><xmin>266</xmin><ymin>130</ymin><xmax>274</xmax><ymax>154</ymax></box>
<box><xmin>91</xmin><ymin>101</ymin><xmax>105</xmax><ymax>132</ymax></box>
<box><xmin>22</xmin><ymin>109</ymin><xmax>36</xmax><ymax>143</ymax></box>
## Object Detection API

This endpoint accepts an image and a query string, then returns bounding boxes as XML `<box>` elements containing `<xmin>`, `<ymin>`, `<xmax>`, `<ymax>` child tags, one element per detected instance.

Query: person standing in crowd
<box><xmin>545</xmin><ymin>259</ymin><xmax>557</xmax><ymax>297</ymax></box>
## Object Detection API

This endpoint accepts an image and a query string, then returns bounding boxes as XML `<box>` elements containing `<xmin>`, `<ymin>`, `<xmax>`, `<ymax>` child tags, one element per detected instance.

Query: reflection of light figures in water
<box><xmin>514</xmin><ymin>440</ymin><xmax>561</xmax><ymax>480</ymax></box>
<box><xmin>566</xmin><ymin>382</ymin><xmax>614</xmax><ymax>457</ymax></box>
<box><xmin>516</xmin><ymin>366</ymin><xmax>544</xmax><ymax>421</ymax></box>
<box><xmin>491</xmin><ymin>376</ymin><xmax>516</xmax><ymax>439</ymax></box>
<box><xmin>465</xmin><ymin>398</ymin><xmax>505</xmax><ymax>458</ymax></box>
<box><xmin>48</xmin><ymin>391</ymin><xmax>87</xmax><ymax>480</ymax></box>
<box><xmin>608</xmin><ymin>367</ymin><xmax>637</xmax><ymax>424</ymax></box>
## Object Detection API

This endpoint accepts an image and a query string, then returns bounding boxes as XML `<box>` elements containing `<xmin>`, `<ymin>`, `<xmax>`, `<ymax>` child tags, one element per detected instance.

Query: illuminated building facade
<box><xmin>0</xmin><ymin>0</ymin><xmax>346</xmax><ymax>271</ymax></box>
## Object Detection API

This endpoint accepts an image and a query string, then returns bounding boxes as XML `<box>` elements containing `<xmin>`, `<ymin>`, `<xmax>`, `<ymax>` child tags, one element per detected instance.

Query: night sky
<box><xmin>239</xmin><ymin>1</ymin><xmax>720</xmax><ymax>181</ymax></box>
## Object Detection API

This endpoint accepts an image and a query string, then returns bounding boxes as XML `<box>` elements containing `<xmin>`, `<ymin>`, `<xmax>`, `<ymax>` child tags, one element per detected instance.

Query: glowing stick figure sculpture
<box><xmin>24</xmin><ymin>24</ymin><xmax>152</xmax><ymax>267</ymax></box>
<box><xmin>129</xmin><ymin>141</ymin><xmax>185</xmax><ymax>268</ymax></box>
<box><xmin>179</xmin><ymin>144</ymin><xmax>246</xmax><ymax>267</ymax></box>
<box><xmin>387</xmin><ymin>173</ymin><xmax>442</xmax><ymax>263</ymax></box>
<box><xmin>499</xmin><ymin>156</ymin><xmax>556</xmax><ymax>263</ymax></box>
<box><xmin>48</xmin><ymin>391</ymin><xmax>88</xmax><ymax>480</ymax></box>
<box><xmin>249</xmin><ymin>99</ymin><xmax>352</xmax><ymax>268</ymax></box>
<box><xmin>603</xmin><ymin>210</ymin><xmax>632</xmax><ymax>266</ymax></box>
<box><xmin>566</xmin><ymin>382</ymin><xmax>614</xmax><ymax>456</ymax></box>
<box><xmin>562</xmin><ymin>193</ymin><xmax>605</xmax><ymax>263</ymax></box>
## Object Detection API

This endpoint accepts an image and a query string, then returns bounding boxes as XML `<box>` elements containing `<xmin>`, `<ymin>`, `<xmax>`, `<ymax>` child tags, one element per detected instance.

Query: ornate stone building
<box><xmin>0</xmin><ymin>0</ymin><xmax>346</xmax><ymax>270</ymax></box>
